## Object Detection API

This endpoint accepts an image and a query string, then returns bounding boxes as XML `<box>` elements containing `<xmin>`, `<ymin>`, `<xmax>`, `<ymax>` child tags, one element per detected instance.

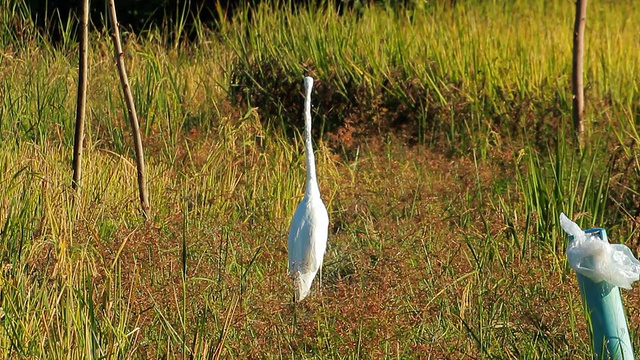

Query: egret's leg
<box><xmin>291</xmin><ymin>270</ymin><xmax>298</xmax><ymax>303</ymax></box>
<box><xmin>319</xmin><ymin>265</ymin><xmax>323</xmax><ymax>296</ymax></box>
<box><xmin>292</xmin><ymin>293</ymin><xmax>297</xmax><ymax>327</ymax></box>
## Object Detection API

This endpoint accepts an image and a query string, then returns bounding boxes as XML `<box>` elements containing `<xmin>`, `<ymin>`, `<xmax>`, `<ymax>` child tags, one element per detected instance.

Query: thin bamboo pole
<box><xmin>107</xmin><ymin>0</ymin><xmax>150</xmax><ymax>218</ymax></box>
<box><xmin>72</xmin><ymin>0</ymin><xmax>90</xmax><ymax>197</ymax></box>
<box><xmin>571</xmin><ymin>0</ymin><xmax>587</xmax><ymax>147</ymax></box>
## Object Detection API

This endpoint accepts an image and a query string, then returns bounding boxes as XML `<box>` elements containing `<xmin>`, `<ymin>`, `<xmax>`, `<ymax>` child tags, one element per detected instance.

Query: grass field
<box><xmin>1</xmin><ymin>0</ymin><xmax>640</xmax><ymax>358</ymax></box>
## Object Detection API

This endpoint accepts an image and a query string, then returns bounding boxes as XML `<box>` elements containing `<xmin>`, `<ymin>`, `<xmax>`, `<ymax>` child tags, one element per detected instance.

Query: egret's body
<box><xmin>288</xmin><ymin>77</ymin><xmax>329</xmax><ymax>302</ymax></box>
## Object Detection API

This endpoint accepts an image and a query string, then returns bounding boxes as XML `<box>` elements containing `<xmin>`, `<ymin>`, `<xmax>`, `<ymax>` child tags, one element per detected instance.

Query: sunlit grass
<box><xmin>0</xmin><ymin>0</ymin><xmax>639</xmax><ymax>358</ymax></box>
<box><xmin>229</xmin><ymin>0</ymin><xmax>640</xmax><ymax>150</ymax></box>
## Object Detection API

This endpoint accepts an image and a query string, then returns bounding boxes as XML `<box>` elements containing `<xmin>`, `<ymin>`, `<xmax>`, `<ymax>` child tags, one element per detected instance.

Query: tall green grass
<box><xmin>516</xmin><ymin>129</ymin><xmax>612</xmax><ymax>257</ymax></box>
<box><xmin>1</xmin><ymin>0</ymin><xmax>639</xmax><ymax>358</ymax></box>
<box><xmin>229</xmin><ymin>0</ymin><xmax>640</xmax><ymax>152</ymax></box>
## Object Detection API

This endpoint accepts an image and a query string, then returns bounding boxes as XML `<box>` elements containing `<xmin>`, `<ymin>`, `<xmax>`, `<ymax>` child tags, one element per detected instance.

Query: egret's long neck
<box><xmin>303</xmin><ymin>77</ymin><xmax>320</xmax><ymax>198</ymax></box>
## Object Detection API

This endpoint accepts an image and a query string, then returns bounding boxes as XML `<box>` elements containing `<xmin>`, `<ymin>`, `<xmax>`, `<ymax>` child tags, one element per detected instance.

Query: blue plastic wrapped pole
<box><xmin>571</xmin><ymin>228</ymin><xmax>634</xmax><ymax>359</ymax></box>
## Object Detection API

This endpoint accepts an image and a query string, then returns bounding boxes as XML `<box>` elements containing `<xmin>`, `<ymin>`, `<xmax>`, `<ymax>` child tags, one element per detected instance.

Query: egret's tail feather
<box><xmin>292</xmin><ymin>270</ymin><xmax>317</xmax><ymax>302</ymax></box>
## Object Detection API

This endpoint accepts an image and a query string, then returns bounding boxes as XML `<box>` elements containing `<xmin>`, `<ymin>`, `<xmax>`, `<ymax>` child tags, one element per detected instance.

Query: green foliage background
<box><xmin>1</xmin><ymin>0</ymin><xmax>640</xmax><ymax>358</ymax></box>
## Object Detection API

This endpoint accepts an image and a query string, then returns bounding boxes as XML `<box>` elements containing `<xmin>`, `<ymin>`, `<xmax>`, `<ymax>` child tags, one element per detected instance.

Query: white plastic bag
<box><xmin>560</xmin><ymin>213</ymin><xmax>640</xmax><ymax>289</ymax></box>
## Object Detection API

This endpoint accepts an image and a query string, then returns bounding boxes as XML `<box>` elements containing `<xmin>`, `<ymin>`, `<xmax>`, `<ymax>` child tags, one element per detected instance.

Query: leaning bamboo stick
<box><xmin>107</xmin><ymin>0</ymin><xmax>150</xmax><ymax>218</ymax></box>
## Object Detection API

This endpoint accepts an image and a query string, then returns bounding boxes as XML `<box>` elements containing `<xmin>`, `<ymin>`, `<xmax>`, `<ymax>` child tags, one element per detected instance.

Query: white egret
<box><xmin>287</xmin><ymin>76</ymin><xmax>329</xmax><ymax>302</ymax></box>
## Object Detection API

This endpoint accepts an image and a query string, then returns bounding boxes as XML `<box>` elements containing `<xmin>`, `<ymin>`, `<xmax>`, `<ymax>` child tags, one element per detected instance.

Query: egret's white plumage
<box><xmin>287</xmin><ymin>77</ymin><xmax>329</xmax><ymax>302</ymax></box>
